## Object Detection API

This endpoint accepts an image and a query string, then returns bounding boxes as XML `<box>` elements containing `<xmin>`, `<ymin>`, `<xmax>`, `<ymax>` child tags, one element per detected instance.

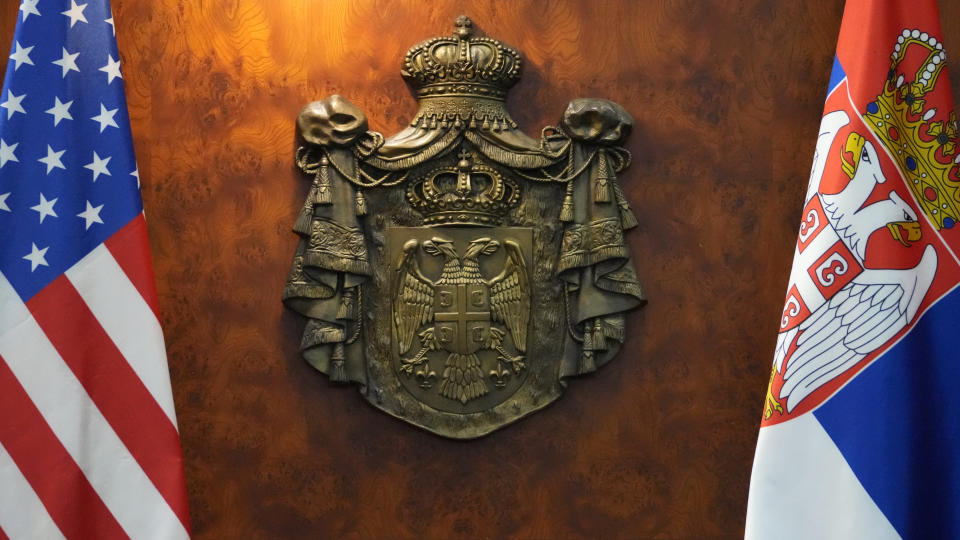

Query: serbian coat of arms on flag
<box><xmin>748</xmin><ymin>1</ymin><xmax>960</xmax><ymax>538</ymax></box>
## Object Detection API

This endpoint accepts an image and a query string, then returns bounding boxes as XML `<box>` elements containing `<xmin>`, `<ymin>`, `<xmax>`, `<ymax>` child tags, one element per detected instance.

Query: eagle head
<box><xmin>422</xmin><ymin>237</ymin><xmax>458</xmax><ymax>260</ymax></box>
<box><xmin>885</xmin><ymin>190</ymin><xmax>923</xmax><ymax>247</ymax></box>
<box><xmin>463</xmin><ymin>237</ymin><xmax>501</xmax><ymax>260</ymax></box>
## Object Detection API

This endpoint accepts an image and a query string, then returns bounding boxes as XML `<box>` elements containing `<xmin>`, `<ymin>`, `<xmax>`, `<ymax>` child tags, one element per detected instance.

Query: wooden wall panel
<box><xmin>5</xmin><ymin>1</ymin><xmax>960</xmax><ymax>538</ymax></box>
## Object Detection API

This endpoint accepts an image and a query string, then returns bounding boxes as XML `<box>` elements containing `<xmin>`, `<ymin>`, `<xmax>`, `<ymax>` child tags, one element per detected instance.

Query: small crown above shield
<box><xmin>405</xmin><ymin>151</ymin><xmax>520</xmax><ymax>226</ymax></box>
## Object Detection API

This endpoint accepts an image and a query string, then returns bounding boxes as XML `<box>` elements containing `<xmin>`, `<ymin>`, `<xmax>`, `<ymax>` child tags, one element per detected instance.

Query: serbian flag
<box><xmin>746</xmin><ymin>1</ymin><xmax>960</xmax><ymax>538</ymax></box>
<box><xmin>0</xmin><ymin>0</ymin><xmax>190</xmax><ymax>538</ymax></box>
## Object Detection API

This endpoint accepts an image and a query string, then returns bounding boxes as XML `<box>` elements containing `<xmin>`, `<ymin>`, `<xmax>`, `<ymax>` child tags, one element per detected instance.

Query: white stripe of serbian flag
<box><xmin>746</xmin><ymin>414</ymin><xmax>898</xmax><ymax>540</ymax></box>
<box><xmin>0</xmin><ymin>215</ymin><xmax>189</xmax><ymax>539</ymax></box>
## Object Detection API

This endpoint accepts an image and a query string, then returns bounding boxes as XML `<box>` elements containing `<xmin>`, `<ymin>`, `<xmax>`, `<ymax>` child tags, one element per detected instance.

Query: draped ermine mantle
<box><xmin>283</xmin><ymin>16</ymin><xmax>645</xmax><ymax>438</ymax></box>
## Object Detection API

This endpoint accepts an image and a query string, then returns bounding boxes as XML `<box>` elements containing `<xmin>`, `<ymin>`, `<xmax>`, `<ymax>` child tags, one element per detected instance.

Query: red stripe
<box><xmin>0</xmin><ymin>523</ymin><xmax>10</xmax><ymax>540</ymax></box>
<box><xmin>27</xmin><ymin>277</ymin><xmax>191</xmax><ymax>532</ymax></box>
<box><xmin>0</xmin><ymin>355</ymin><xmax>127</xmax><ymax>540</ymax></box>
<box><xmin>105</xmin><ymin>214</ymin><xmax>161</xmax><ymax>319</ymax></box>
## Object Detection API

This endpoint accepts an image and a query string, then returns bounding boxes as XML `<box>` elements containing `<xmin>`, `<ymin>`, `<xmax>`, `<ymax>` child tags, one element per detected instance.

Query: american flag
<box><xmin>0</xmin><ymin>1</ymin><xmax>190</xmax><ymax>538</ymax></box>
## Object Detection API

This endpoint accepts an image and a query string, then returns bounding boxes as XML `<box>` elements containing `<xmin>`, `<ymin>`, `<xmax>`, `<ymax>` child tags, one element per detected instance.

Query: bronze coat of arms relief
<box><xmin>283</xmin><ymin>16</ymin><xmax>645</xmax><ymax>438</ymax></box>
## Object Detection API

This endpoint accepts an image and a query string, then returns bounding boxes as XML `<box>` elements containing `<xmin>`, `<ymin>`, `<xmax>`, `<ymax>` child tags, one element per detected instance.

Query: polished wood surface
<box><xmin>4</xmin><ymin>1</ymin><xmax>960</xmax><ymax>538</ymax></box>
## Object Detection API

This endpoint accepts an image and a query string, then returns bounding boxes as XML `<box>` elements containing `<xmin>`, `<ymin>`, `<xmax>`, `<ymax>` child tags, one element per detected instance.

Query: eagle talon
<box><xmin>399</xmin><ymin>352</ymin><xmax>428</xmax><ymax>375</ymax></box>
<box><xmin>504</xmin><ymin>354</ymin><xmax>525</xmax><ymax>373</ymax></box>
<box><xmin>400</xmin><ymin>334</ymin><xmax>434</xmax><ymax>376</ymax></box>
<box><xmin>493</xmin><ymin>343</ymin><xmax>525</xmax><ymax>374</ymax></box>
<box><xmin>764</xmin><ymin>364</ymin><xmax>784</xmax><ymax>420</ymax></box>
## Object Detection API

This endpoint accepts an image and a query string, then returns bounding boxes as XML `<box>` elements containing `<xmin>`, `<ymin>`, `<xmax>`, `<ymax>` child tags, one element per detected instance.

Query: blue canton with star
<box><xmin>0</xmin><ymin>0</ymin><xmax>142</xmax><ymax>301</ymax></box>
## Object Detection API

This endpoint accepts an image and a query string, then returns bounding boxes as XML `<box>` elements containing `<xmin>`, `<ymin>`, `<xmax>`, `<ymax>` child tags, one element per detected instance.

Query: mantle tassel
<box><xmin>559</xmin><ymin>181</ymin><xmax>575</xmax><ymax>222</ymax></box>
<box><xmin>330</xmin><ymin>342</ymin><xmax>347</xmax><ymax>383</ymax></box>
<box><xmin>313</xmin><ymin>156</ymin><xmax>333</xmax><ymax>205</ymax></box>
<box><xmin>593</xmin><ymin>151</ymin><xmax>612</xmax><ymax>203</ymax></box>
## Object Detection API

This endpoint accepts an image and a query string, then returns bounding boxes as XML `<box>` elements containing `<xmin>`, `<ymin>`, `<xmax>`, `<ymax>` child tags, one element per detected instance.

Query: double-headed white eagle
<box><xmin>393</xmin><ymin>237</ymin><xmax>530</xmax><ymax>404</ymax></box>
<box><xmin>772</xmin><ymin>111</ymin><xmax>938</xmax><ymax>413</ymax></box>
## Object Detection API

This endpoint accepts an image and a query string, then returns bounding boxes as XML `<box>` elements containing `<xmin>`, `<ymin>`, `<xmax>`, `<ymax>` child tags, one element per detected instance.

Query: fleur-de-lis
<box><xmin>415</xmin><ymin>364</ymin><xmax>437</xmax><ymax>389</ymax></box>
<box><xmin>489</xmin><ymin>361</ymin><xmax>510</xmax><ymax>388</ymax></box>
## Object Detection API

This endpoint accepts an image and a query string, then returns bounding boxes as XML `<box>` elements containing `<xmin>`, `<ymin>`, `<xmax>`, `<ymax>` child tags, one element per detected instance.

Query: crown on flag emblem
<box><xmin>864</xmin><ymin>28</ymin><xmax>960</xmax><ymax>230</ymax></box>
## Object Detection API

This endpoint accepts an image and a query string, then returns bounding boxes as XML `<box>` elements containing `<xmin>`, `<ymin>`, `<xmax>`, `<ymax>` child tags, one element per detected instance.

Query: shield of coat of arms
<box><xmin>283</xmin><ymin>16</ymin><xmax>645</xmax><ymax>438</ymax></box>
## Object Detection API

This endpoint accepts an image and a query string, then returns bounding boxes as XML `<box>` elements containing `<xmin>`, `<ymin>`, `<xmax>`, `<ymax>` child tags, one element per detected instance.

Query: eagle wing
<box><xmin>489</xmin><ymin>240</ymin><xmax>530</xmax><ymax>352</ymax></box>
<box><xmin>779</xmin><ymin>280</ymin><xmax>906</xmax><ymax>412</ymax></box>
<box><xmin>779</xmin><ymin>244</ymin><xmax>936</xmax><ymax>412</ymax></box>
<box><xmin>773</xmin><ymin>326</ymin><xmax>798</xmax><ymax>374</ymax></box>
<box><xmin>393</xmin><ymin>245</ymin><xmax>434</xmax><ymax>355</ymax></box>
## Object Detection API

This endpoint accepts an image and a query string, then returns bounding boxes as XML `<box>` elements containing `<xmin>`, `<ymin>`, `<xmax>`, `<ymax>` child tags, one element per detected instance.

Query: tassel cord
<box><xmin>512</xmin><ymin>148</ymin><xmax>597</xmax><ymax>184</ymax></box>
<box><xmin>563</xmin><ymin>283</ymin><xmax>585</xmax><ymax>343</ymax></box>
<box><xmin>317</xmin><ymin>149</ymin><xmax>409</xmax><ymax>188</ymax></box>
<box><xmin>295</xmin><ymin>146</ymin><xmax>322</xmax><ymax>174</ymax></box>
<box><xmin>345</xmin><ymin>286</ymin><xmax>363</xmax><ymax>345</ymax></box>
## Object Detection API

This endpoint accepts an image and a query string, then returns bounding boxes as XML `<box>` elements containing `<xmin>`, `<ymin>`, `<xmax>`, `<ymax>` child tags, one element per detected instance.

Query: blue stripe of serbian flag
<box><xmin>0</xmin><ymin>1</ymin><xmax>190</xmax><ymax>538</ymax></box>
<box><xmin>747</xmin><ymin>0</ymin><xmax>960</xmax><ymax>538</ymax></box>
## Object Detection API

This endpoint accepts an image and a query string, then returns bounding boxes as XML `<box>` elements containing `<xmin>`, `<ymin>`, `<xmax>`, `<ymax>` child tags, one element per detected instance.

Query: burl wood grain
<box><xmin>4</xmin><ymin>1</ymin><xmax>960</xmax><ymax>538</ymax></box>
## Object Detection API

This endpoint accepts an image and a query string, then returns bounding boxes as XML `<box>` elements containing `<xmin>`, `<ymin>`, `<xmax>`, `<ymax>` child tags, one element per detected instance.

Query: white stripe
<box><xmin>746</xmin><ymin>414</ymin><xmax>900</xmax><ymax>540</ymax></box>
<box><xmin>0</xmin><ymin>272</ymin><xmax>189</xmax><ymax>540</ymax></box>
<box><xmin>66</xmin><ymin>245</ymin><xmax>178</xmax><ymax>428</ymax></box>
<box><xmin>0</xmin><ymin>442</ymin><xmax>66</xmax><ymax>540</ymax></box>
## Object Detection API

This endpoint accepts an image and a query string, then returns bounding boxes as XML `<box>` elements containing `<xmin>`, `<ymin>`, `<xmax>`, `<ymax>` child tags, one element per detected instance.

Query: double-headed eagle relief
<box><xmin>394</xmin><ymin>232</ymin><xmax>530</xmax><ymax>405</ymax></box>
<box><xmin>283</xmin><ymin>16</ymin><xmax>645</xmax><ymax>438</ymax></box>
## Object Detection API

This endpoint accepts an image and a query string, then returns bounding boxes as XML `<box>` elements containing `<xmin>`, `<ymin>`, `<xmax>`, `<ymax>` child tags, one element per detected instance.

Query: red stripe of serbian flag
<box><xmin>0</xmin><ymin>217</ymin><xmax>190</xmax><ymax>539</ymax></box>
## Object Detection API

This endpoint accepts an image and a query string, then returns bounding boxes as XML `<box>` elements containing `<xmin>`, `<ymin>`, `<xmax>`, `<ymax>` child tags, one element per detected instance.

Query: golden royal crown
<box><xmin>405</xmin><ymin>151</ymin><xmax>520</xmax><ymax>226</ymax></box>
<box><xmin>864</xmin><ymin>28</ymin><xmax>960</xmax><ymax>230</ymax></box>
<box><xmin>401</xmin><ymin>16</ymin><xmax>523</xmax><ymax>131</ymax></box>
<box><xmin>402</xmin><ymin>15</ymin><xmax>522</xmax><ymax>101</ymax></box>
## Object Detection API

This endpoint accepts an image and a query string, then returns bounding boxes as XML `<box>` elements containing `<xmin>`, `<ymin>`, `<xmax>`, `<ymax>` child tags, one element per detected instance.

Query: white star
<box><xmin>91</xmin><ymin>103</ymin><xmax>119</xmax><ymax>132</ymax></box>
<box><xmin>61</xmin><ymin>0</ymin><xmax>88</xmax><ymax>27</ymax></box>
<box><xmin>1</xmin><ymin>91</ymin><xmax>26</xmax><ymax>119</ymax></box>
<box><xmin>20</xmin><ymin>0</ymin><xmax>41</xmax><ymax>21</ymax></box>
<box><xmin>0</xmin><ymin>139</ymin><xmax>18</xmax><ymax>168</ymax></box>
<box><xmin>52</xmin><ymin>47</ymin><xmax>80</xmax><ymax>78</ymax></box>
<box><xmin>23</xmin><ymin>243</ymin><xmax>49</xmax><ymax>272</ymax></box>
<box><xmin>30</xmin><ymin>193</ymin><xmax>58</xmax><ymax>223</ymax></box>
<box><xmin>0</xmin><ymin>193</ymin><xmax>10</xmax><ymax>212</ymax></box>
<box><xmin>100</xmin><ymin>54</ymin><xmax>122</xmax><ymax>84</ymax></box>
<box><xmin>45</xmin><ymin>97</ymin><xmax>73</xmax><ymax>126</ymax></box>
<box><xmin>84</xmin><ymin>151</ymin><xmax>111</xmax><ymax>181</ymax></box>
<box><xmin>9</xmin><ymin>41</ymin><xmax>34</xmax><ymax>70</ymax></box>
<box><xmin>106</xmin><ymin>16</ymin><xmax>115</xmax><ymax>35</ymax></box>
<box><xmin>131</xmin><ymin>167</ymin><xmax>140</xmax><ymax>188</ymax></box>
<box><xmin>38</xmin><ymin>145</ymin><xmax>66</xmax><ymax>174</ymax></box>
<box><xmin>77</xmin><ymin>201</ymin><xmax>105</xmax><ymax>230</ymax></box>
